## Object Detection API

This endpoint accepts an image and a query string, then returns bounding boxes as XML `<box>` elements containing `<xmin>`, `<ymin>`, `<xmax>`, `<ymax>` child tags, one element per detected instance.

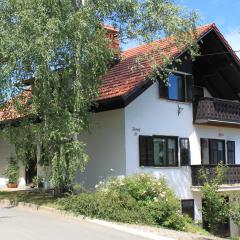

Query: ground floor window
<box><xmin>139</xmin><ymin>135</ymin><xmax>178</xmax><ymax>167</ymax></box>
<box><xmin>201</xmin><ymin>138</ymin><xmax>225</xmax><ymax>165</ymax></box>
<box><xmin>181</xmin><ymin>199</ymin><xmax>194</xmax><ymax>220</ymax></box>
<box><xmin>153</xmin><ymin>136</ymin><xmax>178</xmax><ymax>166</ymax></box>
<box><xmin>227</xmin><ymin>141</ymin><xmax>235</xmax><ymax>164</ymax></box>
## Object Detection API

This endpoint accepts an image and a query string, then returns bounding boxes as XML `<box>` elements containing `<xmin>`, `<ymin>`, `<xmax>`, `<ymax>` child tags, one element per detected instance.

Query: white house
<box><xmin>0</xmin><ymin>23</ymin><xmax>240</xmax><ymax>237</ymax></box>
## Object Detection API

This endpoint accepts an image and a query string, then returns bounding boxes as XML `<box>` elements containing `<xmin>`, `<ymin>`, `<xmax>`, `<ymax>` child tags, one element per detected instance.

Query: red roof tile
<box><xmin>99</xmin><ymin>23</ymin><xmax>219</xmax><ymax>101</ymax></box>
<box><xmin>0</xmin><ymin>89</ymin><xmax>32</xmax><ymax>123</ymax></box>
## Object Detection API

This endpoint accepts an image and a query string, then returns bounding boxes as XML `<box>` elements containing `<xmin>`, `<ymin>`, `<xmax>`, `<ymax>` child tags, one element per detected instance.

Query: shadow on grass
<box><xmin>0</xmin><ymin>190</ymin><xmax>58</xmax><ymax>207</ymax></box>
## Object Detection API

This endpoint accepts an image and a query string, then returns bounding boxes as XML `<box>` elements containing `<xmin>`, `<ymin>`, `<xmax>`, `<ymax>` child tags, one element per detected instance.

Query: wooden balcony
<box><xmin>193</xmin><ymin>97</ymin><xmax>240</xmax><ymax>127</ymax></box>
<box><xmin>191</xmin><ymin>165</ymin><xmax>240</xmax><ymax>186</ymax></box>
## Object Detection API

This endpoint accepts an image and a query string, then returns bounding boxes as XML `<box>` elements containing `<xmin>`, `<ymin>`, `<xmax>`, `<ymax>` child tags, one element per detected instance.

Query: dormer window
<box><xmin>159</xmin><ymin>73</ymin><xmax>193</xmax><ymax>102</ymax></box>
<box><xmin>168</xmin><ymin>73</ymin><xmax>185</xmax><ymax>101</ymax></box>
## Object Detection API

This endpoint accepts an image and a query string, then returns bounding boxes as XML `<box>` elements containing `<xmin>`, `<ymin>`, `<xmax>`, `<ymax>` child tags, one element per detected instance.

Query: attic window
<box><xmin>159</xmin><ymin>73</ymin><xmax>193</xmax><ymax>102</ymax></box>
<box><xmin>168</xmin><ymin>74</ymin><xmax>185</xmax><ymax>101</ymax></box>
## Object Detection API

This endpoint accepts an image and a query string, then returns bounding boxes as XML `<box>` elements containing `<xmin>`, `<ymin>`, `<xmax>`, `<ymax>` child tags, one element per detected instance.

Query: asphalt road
<box><xmin>0</xmin><ymin>205</ymin><xmax>149</xmax><ymax>240</ymax></box>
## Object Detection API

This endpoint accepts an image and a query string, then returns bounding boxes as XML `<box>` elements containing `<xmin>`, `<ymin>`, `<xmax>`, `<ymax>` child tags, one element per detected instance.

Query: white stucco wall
<box><xmin>77</xmin><ymin>109</ymin><xmax>126</xmax><ymax>189</ymax></box>
<box><xmin>125</xmin><ymin>83</ymin><xmax>195</xmax><ymax>198</ymax></box>
<box><xmin>124</xmin><ymin>82</ymin><xmax>240</xmax><ymax>226</ymax></box>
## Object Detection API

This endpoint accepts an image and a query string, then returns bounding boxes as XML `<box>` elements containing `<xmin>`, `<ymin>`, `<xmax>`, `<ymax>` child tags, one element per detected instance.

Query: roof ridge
<box><xmin>121</xmin><ymin>23</ymin><xmax>216</xmax><ymax>56</ymax></box>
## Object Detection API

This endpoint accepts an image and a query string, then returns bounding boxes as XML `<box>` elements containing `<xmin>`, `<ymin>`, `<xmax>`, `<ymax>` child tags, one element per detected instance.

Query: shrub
<box><xmin>230</xmin><ymin>195</ymin><xmax>240</xmax><ymax>227</ymax></box>
<box><xmin>57</xmin><ymin>173</ymin><xmax>188</xmax><ymax>231</ymax></box>
<box><xmin>4</xmin><ymin>161</ymin><xmax>19</xmax><ymax>184</ymax></box>
<box><xmin>200</xmin><ymin>164</ymin><xmax>230</xmax><ymax>235</ymax></box>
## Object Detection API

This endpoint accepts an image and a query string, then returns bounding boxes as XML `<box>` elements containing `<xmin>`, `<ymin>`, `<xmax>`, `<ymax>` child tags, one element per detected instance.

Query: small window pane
<box><xmin>154</xmin><ymin>138</ymin><xmax>166</xmax><ymax>165</ymax></box>
<box><xmin>168</xmin><ymin>138</ymin><xmax>177</xmax><ymax>165</ymax></box>
<box><xmin>180</xmin><ymin>138</ymin><xmax>190</xmax><ymax>166</ymax></box>
<box><xmin>168</xmin><ymin>74</ymin><xmax>185</xmax><ymax>101</ymax></box>
<box><xmin>182</xmin><ymin>199</ymin><xmax>194</xmax><ymax>220</ymax></box>
<box><xmin>153</xmin><ymin>137</ymin><xmax>177</xmax><ymax>166</ymax></box>
<box><xmin>201</xmin><ymin>139</ymin><xmax>209</xmax><ymax>165</ymax></box>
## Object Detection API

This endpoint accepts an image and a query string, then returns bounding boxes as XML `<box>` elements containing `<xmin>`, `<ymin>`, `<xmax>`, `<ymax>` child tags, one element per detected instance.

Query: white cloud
<box><xmin>225</xmin><ymin>28</ymin><xmax>240</xmax><ymax>57</ymax></box>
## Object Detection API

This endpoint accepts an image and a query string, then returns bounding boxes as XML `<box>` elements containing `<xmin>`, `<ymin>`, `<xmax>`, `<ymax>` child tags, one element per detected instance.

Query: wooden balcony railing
<box><xmin>191</xmin><ymin>165</ymin><xmax>240</xmax><ymax>186</ymax></box>
<box><xmin>193</xmin><ymin>97</ymin><xmax>240</xmax><ymax>126</ymax></box>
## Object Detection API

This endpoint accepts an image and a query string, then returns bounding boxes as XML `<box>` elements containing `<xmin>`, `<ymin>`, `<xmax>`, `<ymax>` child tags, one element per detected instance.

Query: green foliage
<box><xmin>58</xmin><ymin>174</ymin><xmax>189</xmax><ymax>231</ymax></box>
<box><xmin>229</xmin><ymin>195</ymin><xmax>240</xmax><ymax>227</ymax></box>
<box><xmin>3</xmin><ymin>159</ymin><xmax>19</xmax><ymax>184</ymax></box>
<box><xmin>200</xmin><ymin>164</ymin><xmax>230</xmax><ymax>235</ymax></box>
<box><xmin>32</xmin><ymin>176</ymin><xmax>44</xmax><ymax>188</ymax></box>
<box><xmin>0</xmin><ymin>0</ymin><xmax>198</xmax><ymax>192</ymax></box>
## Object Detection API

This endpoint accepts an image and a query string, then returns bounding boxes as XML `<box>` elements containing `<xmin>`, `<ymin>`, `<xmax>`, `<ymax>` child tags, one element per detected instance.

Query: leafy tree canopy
<box><xmin>0</xmin><ymin>0</ymin><xmax>198</xmax><ymax>192</ymax></box>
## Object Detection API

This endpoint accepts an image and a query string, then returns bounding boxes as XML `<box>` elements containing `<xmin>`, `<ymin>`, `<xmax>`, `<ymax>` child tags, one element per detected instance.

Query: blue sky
<box><xmin>123</xmin><ymin>0</ymin><xmax>240</xmax><ymax>56</ymax></box>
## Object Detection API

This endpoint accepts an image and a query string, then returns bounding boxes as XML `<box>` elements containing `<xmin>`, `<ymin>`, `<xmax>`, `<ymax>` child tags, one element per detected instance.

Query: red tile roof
<box><xmin>1</xmin><ymin>23</ymin><xmax>239</xmax><ymax>122</ymax></box>
<box><xmin>0</xmin><ymin>88</ymin><xmax>32</xmax><ymax>122</ymax></box>
<box><xmin>99</xmin><ymin>23</ymin><xmax>229</xmax><ymax>101</ymax></box>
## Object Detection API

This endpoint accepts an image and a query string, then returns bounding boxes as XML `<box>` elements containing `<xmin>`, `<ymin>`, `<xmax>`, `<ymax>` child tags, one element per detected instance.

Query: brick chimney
<box><xmin>104</xmin><ymin>24</ymin><xmax>120</xmax><ymax>50</ymax></box>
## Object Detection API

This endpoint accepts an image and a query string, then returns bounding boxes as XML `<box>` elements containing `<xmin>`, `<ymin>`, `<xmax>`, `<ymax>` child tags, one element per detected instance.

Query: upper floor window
<box><xmin>168</xmin><ymin>74</ymin><xmax>185</xmax><ymax>101</ymax></box>
<box><xmin>159</xmin><ymin>73</ymin><xmax>193</xmax><ymax>102</ymax></box>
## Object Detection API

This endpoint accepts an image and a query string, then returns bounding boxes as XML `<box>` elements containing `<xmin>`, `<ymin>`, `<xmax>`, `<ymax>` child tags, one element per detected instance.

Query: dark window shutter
<box><xmin>180</xmin><ymin>138</ymin><xmax>190</xmax><ymax>166</ymax></box>
<box><xmin>159</xmin><ymin>78</ymin><xmax>168</xmax><ymax>99</ymax></box>
<box><xmin>227</xmin><ymin>141</ymin><xmax>235</xmax><ymax>164</ymax></box>
<box><xmin>139</xmin><ymin>135</ymin><xmax>153</xmax><ymax>166</ymax></box>
<box><xmin>185</xmin><ymin>75</ymin><xmax>193</xmax><ymax>102</ymax></box>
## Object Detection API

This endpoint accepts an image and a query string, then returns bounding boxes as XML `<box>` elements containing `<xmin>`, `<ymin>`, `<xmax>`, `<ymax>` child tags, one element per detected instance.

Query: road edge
<box><xmin>0</xmin><ymin>199</ymin><xmax>174</xmax><ymax>240</ymax></box>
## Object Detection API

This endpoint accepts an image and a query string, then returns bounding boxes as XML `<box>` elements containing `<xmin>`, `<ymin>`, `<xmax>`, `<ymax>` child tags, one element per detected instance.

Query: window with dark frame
<box><xmin>159</xmin><ymin>73</ymin><xmax>193</xmax><ymax>102</ymax></box>
<box><xmin>181</xmin><ymin>199</ymin><xmax>194</xmax><ymax>220</ymax></box>
<box><xmin>168</xmin><ymin>74</ymin><xmax>185</xmax><ymax>102</ymax></box>
<box><xmin>227</xmin><ymin>141</ymin><xmax>235</xmax><ymax>165</ymax></box>
<box><xmin>139</xmin><ymin>135</ymin><xmax>178</xmax><ymax>167</ymax></box>
<box><xmin>180</xmin><ymin>138</ymin><xmax>190</xmax><ymax>166</ymax></box>
<box><xmin>200</xmin><ymin>138</ymin><xmax>226</xmax><ymax>165</ymax></box>
<box><xmin>209</xmin><ymin>139</ymin><xmax>225</xmax><ymax>165</ymax></box>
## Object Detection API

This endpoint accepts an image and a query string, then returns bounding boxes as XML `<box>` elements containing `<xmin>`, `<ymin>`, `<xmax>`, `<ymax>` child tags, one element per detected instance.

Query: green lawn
<box><xmin>0</xmin><ymin>190</ymin><xmax>58</xmax><ymax>207</ymax></box>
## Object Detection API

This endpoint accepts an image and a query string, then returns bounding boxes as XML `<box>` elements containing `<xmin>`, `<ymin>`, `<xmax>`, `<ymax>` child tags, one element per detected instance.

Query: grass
<box><xmin>184</xmin><ymin>222</ymin><xmax>210</xmax><ymax>236</ymax></box>
<box><xmin>0</xmin><ymin>190</ymin><xmax>58</xmax><ymax>207</ymax></box>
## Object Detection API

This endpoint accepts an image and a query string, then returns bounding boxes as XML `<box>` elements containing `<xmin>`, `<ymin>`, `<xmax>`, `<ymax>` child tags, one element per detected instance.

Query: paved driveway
<box><xmin>0</xmin><ymin>205</ymin><xmax>148</xmax><ymax>240</ymax></box>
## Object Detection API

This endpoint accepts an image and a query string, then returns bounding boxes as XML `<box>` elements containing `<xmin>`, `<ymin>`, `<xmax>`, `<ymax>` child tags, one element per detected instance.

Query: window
<box><xmin>180</xmin><ymin>138</ymin><xmax>190</xmax><ymax>166</ymax></box>
<box><xmin>200</xmin><ymin>139</ymin><xmax>225</xmax><ymax>165</ymax></box>
<box><xmin>209</xmin><ymin>139</ymin><xmax>225</xmax><ymax>164</ymax></box>
<box><xmin>153</xmin><ymin>137</ymin><xmax>178</xmax><ymax>166</ymax></box>
<box><xmin>168</xmin><ymin>74</ymin><xmax>185</xmax><ymax>101</ymax></box>
<box><xmin>181</xmin><ymin>199</ymin><xmax>194</xmax><ymax>220</ymax></box>
<box><xmin>139</xmin><ymin>135</ymin><xmax>178</xmax><ymax>167</ymax></box>
<box><xmin>227</xmin><ymin>141</ymin><xmax>235</xmax><ymax>164</ymax></box>
<box><xmin>159</xmin><ymin>73</ymin><xmax>193</xmax><ymax>102</ymax></box>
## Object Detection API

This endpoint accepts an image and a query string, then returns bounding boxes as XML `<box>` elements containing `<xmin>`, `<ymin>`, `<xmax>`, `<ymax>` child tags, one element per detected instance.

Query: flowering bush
<box><xmin>58</xmin><ymin>173</ymin><xmax>188</xmax><ymax>230</ymax></box>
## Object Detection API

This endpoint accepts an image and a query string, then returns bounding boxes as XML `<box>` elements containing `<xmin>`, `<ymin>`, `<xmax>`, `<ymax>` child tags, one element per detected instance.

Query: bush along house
<box><xmin>0</xmin><ymin>23</ymin><xmax>240</xmax><ymax>236</ymax></box>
